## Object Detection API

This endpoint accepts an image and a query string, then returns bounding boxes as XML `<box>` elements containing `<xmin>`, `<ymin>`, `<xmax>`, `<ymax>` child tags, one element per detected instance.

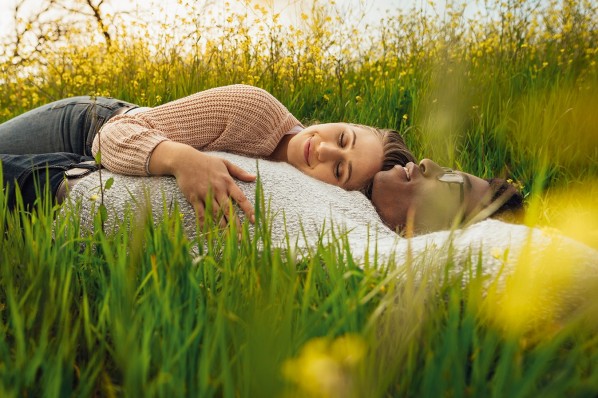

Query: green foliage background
<box><xmin>1</xmin><ymin>0</ymin><xmax>597</xmax><ymax>396</ymax></box>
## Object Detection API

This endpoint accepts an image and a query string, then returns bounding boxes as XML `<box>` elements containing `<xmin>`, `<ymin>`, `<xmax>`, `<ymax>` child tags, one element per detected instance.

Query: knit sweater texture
<box><xmin>65</xmin><ymin>152</ymin><xmax>598</xmax><ymax>324</ymax></box>
<box><xmin>91</xmin><ymin>84</ymin><xmax>302</xmax><ymax>175</ymax></box>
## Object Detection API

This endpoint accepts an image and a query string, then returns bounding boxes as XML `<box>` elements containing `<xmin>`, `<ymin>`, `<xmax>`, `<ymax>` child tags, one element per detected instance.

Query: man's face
<box><xmin>371</xmin><ymin>159</ymin><xmax>492</xmax><ymax>234</ymax></box>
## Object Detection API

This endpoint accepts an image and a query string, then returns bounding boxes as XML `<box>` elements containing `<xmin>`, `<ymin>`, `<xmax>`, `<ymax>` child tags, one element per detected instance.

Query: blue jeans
<box><xmin>0</xmin><ymin>96</ymin><xmax>138</xmax><ymax>209</ymax></box>
<box><xmin>0</xmin><ymin>153</ymin><xmax>95</xmax><ymax>210</ymax></box>
<box><xmin>0</xmin><ymin>96</ymin><xmax>138</xmax><ymax>156</ymax></box>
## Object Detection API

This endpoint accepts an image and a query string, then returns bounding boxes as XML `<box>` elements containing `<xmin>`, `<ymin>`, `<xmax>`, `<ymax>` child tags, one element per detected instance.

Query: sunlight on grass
<box><xmin>480</xmin><ymin>176</ymin><xmax>598</xmax><ymax>336</ymax></box>
<box><xmin>1</xmin><ymin>0</ymin><xmax>598</xmax><ymax>396</ymax></box>
<box><xmin>484</xmin><ymin>236</ymin><xmax>580</xmax><ymax>335</ymax></box>
<box><xmin>538</xmin><ymin>179</ymin><xmax>598</xmax><ymax>249</ymax></box>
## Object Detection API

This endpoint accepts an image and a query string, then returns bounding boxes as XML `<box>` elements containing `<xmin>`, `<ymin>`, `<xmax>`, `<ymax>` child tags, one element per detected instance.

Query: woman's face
<box><xmin>286</xmin><ymin>123</ymin><xmax>383</xmax><ymax>191</ymax></box>
<box><xmin>371</xmin><ymin>159</ymin><xmax>492</xmax><ymax>234</ymax></box>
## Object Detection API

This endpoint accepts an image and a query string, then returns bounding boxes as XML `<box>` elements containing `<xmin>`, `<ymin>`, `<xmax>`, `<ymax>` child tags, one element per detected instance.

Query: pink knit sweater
<box><xmin>91</xmin><ymin>84</ymin><xmax>302</xmax><ymax>175</ymax></box>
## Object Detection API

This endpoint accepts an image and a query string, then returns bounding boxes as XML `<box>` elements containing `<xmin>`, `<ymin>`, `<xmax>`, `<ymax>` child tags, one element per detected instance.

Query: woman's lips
<box><xmin>304</xmin><ymin>137</ymin><xmax>312</xmax><ymax>166</ymax></box>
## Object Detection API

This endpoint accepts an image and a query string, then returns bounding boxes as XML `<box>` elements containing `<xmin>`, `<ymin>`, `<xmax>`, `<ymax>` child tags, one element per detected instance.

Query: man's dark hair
<box><xmin>362</xmin><ymin>128</ymin><xmax>417</xmax><ymax>198</ymax></box>
<box><xmin>484</xmin><ymin>178</ymin><xmax>525</xmax><ymax>220</ymax></box>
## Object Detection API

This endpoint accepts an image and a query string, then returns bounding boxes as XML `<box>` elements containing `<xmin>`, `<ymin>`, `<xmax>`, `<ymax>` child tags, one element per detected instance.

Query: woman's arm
<box><xmin>92</xmin><ymin>84</ymin><xmax>301</xmax><ymax>175</ymax></box>
<box><xmin>92</xmin><ymin>84</ymin><xmax>301</xmax><ymax>222</ymax></box>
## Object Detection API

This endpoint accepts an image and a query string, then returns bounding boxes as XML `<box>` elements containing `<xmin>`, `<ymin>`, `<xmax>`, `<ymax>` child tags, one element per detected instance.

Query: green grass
<box><xmin>1</xmin><ymin>0</ymin><xmax>598</xmax><ymax>396</ymax></box>
<box><xmin>1</xmin><ymin>169</ymin><xmax>598</xmax><ymax>397</ymax></box>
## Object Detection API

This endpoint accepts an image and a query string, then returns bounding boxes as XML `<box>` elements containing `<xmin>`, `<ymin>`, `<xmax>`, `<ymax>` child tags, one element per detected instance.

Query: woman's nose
<box><xmin>419</xmin><ymin>158</ymin><xmax>444</xmax><ymax>177</ymax></box>
<box><xmin>317</xmin><ymin>142</ymin><xmax>341</xmax><ymax>162</ymax></box>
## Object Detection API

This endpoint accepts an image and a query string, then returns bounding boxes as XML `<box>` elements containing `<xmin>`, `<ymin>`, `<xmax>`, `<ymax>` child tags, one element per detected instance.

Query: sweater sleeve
<box><xmin>91</xmin><ymin>84</ymin><xmax>302</xmax><ymax>175</ymax></box>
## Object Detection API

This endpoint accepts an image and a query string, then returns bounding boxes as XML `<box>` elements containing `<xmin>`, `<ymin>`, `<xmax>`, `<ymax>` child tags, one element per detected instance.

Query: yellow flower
<box><xmin>283</xmin><ymin>334</ymin><xmax>366</xmax><ymax>398</ymax></box>
<box><xmin>490</xmin><ymin>247</ymin><xmax>503</xmax><ymax>260</ymax></box>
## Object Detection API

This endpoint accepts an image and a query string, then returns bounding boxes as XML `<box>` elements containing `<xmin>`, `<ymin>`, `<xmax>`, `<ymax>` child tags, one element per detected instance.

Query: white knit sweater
<box><xmin>66</xmin><ymin>152</ymin><xmax>598</xmax><ymax>321</ymax></box>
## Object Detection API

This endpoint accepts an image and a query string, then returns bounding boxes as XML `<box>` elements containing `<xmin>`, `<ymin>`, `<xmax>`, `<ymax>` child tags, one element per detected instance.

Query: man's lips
<box><xmin>401</xmin><ymin>162</ymin><xmax>415</xmax><ymax>181</ymax></box>
<box><xmin>403</xmin><ymin>166</ymin><xmax>411</xmax><ymax>181</ymax></box>
<box><xmin>304</xmin><ymin>137</ymin><xmax>312</xmax><ymax>166</ymax></box>
<box><xmin>404</xmin><ymin>162</ymin><xmax>419</xmax><ymax>181</ymax></box>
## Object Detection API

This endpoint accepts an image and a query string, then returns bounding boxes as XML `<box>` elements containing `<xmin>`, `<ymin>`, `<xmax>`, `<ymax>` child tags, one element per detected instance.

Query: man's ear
<box><xmin>461</xmin><ymin>189</ymin><xmax>513</xmax><ymax>228</ymax></box>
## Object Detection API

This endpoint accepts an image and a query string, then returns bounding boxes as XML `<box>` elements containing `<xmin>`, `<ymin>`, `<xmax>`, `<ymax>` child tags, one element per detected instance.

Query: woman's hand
<box><xmin>149</xmin><ymin>141</ymin><xmax>256</xmax><ymax>226</ymax></box>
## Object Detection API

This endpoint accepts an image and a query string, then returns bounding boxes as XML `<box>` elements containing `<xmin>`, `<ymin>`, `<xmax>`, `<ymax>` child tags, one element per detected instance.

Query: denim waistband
<box><xmin>83</xmin><ymin>98</ymin><xmax>140</xmax><ymax>156</ymax></box>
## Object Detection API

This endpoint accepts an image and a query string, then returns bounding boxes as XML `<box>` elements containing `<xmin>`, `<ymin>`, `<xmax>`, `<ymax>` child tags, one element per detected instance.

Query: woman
<box><xmin>0</xmin><ymin>84</ymin><xmax>415</xmax><ymax>221</ymax></box>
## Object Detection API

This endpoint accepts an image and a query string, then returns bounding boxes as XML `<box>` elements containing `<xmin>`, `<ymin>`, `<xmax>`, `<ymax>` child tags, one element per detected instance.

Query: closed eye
<box><xmin>338</xmin><ymin>131</ymin><xmax>346</xmax><ymax>147</ymax></box>
<box><xmin>335</xmin><ymin>162</ymin><xmax>343</xmax><ymax>179</ymax></box>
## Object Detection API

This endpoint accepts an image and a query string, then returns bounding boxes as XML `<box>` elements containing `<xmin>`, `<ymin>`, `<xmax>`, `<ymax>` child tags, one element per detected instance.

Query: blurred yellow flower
<box><xmin>490</xmin><ymin>247</ymin><xmax>503</xmax><ymax>260</ymax></box>
<box><xmin>283</xmin><ymin>334</ymin><xmax>366</xmax><ymax>398</ymax></box>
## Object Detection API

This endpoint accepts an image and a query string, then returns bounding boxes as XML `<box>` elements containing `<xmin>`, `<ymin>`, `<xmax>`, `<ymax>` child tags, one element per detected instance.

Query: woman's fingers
<box><xmin>223</xmin><ymin>196</ymin><xmax>242</xmax><ymax>231</ymax></box>
<box><xmin>193</xmin><ymin>198</ymin><xmax>228</xmax><ymax>229</ymax></box>
<box><xmin>214</xmin><ymin>194</ymin><xmax>230</xmax><ymax>229</ymax></box>
<box><xmin>164</xmin><ymin>149</ymin><xmax>255</xmax><ymax>226</ymax></box>
<box><xmin>228</xmin><ymin>183</ymin><xmax>255</xmax><ymax>223</ymax></box>
<box><xmin>193</xmin><ymin>200</ymin><xmax>206</xmax><ymax>226</ymax></box>
<box><xmin>223</xmin><ymin>160</ymin><xmax>256</xmax><ymax>222</ymax></box>
<box><xmin>214</xmin><ymin>194</ymin><xmax>243</xmax><ymax>230</ymax></box>
<box><xmin>225</xmin><ymin>160</ymin><xmax>256</xmax><ymax>182</ymax></box>
<box><xmin>192</xmin><ymin>190</ymin><xmax>249</xmax><ymax>229</ymax></box>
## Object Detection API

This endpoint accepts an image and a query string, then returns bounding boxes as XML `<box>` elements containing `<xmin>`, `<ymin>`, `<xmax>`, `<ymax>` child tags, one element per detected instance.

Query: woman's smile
<box><xmin>304</xmin><ymin>136</ymin><xmax>312</xmax><ymax>166</ymax></box>
<box><xmin>273</xmin><ymin>122</ymin><xmax>384</xmax><ymax>190</ymax></box>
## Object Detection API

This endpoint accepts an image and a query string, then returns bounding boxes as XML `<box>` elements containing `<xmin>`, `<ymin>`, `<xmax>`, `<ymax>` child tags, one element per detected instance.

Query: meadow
<box><xmin>1</xmin><ymin>0</ymin><xmax>598</xmax><ymax>396</ymax></box>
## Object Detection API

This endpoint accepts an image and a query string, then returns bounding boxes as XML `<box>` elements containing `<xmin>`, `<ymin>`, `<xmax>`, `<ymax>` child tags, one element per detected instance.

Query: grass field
<box><xmin>1</xmin><ymin>0</ymin><xmax>598</xmax><ymax>396</ymax></box>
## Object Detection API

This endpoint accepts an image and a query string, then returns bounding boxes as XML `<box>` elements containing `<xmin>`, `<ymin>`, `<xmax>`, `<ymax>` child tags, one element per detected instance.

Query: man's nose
<box><xmin>419</xmin><ymin>158</ymin><xmax>444</xmax><ymax>177</ymax></box>
<box><xmin>316</xmin><ymin>142</ymin><xmax>341</xmax><ymax>162</ymax></box>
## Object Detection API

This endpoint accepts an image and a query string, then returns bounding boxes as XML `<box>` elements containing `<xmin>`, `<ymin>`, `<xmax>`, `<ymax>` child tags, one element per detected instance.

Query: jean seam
<box><xmin>16</xmin><ymin>165</ymin><xmax>70</xmax><ymax>188</ymax></box>
<box><xmin>84</xmin><ymin>103</ymin><xmax>109</xmax><ymax>156</ymax></box>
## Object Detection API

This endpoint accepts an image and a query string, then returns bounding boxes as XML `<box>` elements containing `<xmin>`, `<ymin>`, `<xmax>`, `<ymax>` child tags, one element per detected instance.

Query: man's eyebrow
<box><xmin>463</xmin><ymin>174</ymin><xmax>472</xmax><ymax>191</ymax></box>
<box><xmin>345</xmin><ymin>127</ymin><xmax>357</xmax><ymax>184</ymax></box>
